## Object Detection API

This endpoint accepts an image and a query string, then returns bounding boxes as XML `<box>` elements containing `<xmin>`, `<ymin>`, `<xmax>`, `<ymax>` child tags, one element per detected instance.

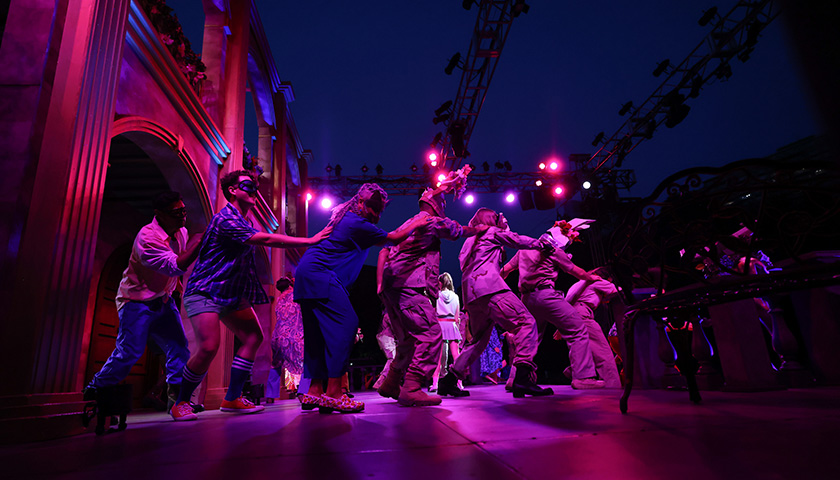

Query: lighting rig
<box><xmin>431</xmin><ymin>0</ymin><xmax>529</xmax><ymax>171</ymax></box>
<box><xmin>586</xmin><ymin>0</ymin><xmax>781</xmax><ymax>176</ymax></box>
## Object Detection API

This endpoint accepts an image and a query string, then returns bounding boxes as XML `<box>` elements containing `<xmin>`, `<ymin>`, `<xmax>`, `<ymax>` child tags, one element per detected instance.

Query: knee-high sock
<box><xmin>225</xmin><ymin>355</ymin><xmax>254</xmax><ymax>401</ymax></box>
<box><xmin>176</xmin><ymin>366</ymin><xmax>206</xmax><ymax>404</ymax></box>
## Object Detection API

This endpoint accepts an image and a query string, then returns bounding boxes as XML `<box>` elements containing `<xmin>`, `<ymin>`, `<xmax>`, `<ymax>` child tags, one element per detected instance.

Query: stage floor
<box><xmin>4</xmin><ymin>384</ymin><xmax>838</xmax><ymax>479</ymax></box>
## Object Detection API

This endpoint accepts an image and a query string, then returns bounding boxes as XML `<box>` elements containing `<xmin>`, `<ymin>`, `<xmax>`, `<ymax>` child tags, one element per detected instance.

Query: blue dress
<box><xmin>295</xmin><ymin>211</ymin><xmax>388</xmax><ymax>379</ymax></box>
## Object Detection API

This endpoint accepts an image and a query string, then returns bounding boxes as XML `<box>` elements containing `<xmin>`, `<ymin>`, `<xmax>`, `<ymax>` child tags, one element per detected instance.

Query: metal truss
<box><xmin>434</xmin><ymin>0</ymin><xmax>524</xmax><ymax>171</ymax></box>
<box><xmin>308</xmin><ymin>168</ymin><xmax>635</xmax><ymax>199</ymax></box>
<box><xmin>586</xmin><ymin>0</ymin><xmax>781</xmax><ymax>173</ymax></box>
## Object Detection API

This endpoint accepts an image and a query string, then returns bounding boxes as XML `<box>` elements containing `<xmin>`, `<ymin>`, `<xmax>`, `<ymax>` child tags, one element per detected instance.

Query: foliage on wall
<box><xmin>139</xmin><ymin>0</ymin><xmax>207</xmax><ymax>93</ymax></box>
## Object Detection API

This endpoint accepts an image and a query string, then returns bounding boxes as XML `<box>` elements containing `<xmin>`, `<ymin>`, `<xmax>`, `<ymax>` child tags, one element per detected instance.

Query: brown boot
<box><xmin>376</xmin><ymin>368</ymin><xmax>403</xmax><ymax>400</ymax></box>
<box><xmin>397</xmin><ymin>376</ymin><xmax>442</xmax><ymax>407</ymax></box>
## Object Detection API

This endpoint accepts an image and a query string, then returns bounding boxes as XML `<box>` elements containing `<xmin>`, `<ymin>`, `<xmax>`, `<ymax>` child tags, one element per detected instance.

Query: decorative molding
<box><xmin>125</xmin><ymin>0</ymin><xmax>230</xmax><ymax>164</ymax></box>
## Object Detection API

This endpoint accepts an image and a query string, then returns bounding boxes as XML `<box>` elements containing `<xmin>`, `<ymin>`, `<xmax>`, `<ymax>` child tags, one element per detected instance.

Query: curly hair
<box><xmin>328</xmin><ymin>183</ymin><xmax>390</xmax><ymax>226</ymax></box>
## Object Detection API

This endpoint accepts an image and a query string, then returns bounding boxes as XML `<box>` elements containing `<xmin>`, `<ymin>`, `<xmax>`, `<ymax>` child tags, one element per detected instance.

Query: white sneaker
<box><xmin>571</xmin><ymin>378</ymin><xmax>606</xmax><ymax>390</ymax></box>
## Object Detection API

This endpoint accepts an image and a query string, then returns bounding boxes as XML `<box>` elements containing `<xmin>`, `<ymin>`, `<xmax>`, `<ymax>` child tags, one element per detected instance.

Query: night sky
<box><xmin>168</xmin><ymin>1</ymin><xmax>818</xmax><ymax>284</ymax></box>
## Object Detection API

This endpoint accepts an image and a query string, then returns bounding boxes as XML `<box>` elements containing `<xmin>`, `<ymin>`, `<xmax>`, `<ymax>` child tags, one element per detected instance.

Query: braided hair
<box><xmin>328</xmin><ymin>183</ymin><xmax>390</xmax><ymax>226</ymax></box>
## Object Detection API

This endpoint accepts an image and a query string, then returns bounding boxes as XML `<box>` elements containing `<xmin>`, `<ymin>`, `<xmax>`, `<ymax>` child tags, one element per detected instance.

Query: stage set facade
<box><xmin>0</xmin><ymin>0</ymin><xmax>311</xmax><ymax>441</ymax></box>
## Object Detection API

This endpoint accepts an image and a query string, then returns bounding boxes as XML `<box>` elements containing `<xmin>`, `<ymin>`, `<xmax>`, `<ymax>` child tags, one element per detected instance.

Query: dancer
<box><xmin>501</xmin><ymin>219</ymin><xmax>606</xmax><ymax>389</ymax></box>
<box><xmin>295</xmin><ymin>183</ymin><xmax>429</xmax><ymax>413</ymax></box>
<box><xmin>430</xmin><ymin>272</ymin><xmax>463</xmax><ymax>392</ymax></box>
<box><xmin>373</xmin><ymin>250</ymin><xmax>397</xmax><ymax>390</ymax></box>
<box><xmin>171</xmin><ymin>170</ymin><xmax>330</xmax><ymax>421</ymax></box>
<box><xmin>85</xmin><ymin>191</ymin><xmax>202</xmax><ymax>408</ymax></box>
<box><xmin>378</xmin><ymin>173</ymin><xmax>486</xmax><ymax>406</ymax></box>
<box><xmin>563</xmin><ymin>267</ymin><xmax>622</xmax><ymax>388</ymax></box>
<box><xmin>438</xmin><ymin>208</ymin><xmax>555</xmax><ymax>398</ymax></box>
<box><xmin>267</xmin><ymin>276</ymin><xmax>304</xmax><ymax>402</ymax></box>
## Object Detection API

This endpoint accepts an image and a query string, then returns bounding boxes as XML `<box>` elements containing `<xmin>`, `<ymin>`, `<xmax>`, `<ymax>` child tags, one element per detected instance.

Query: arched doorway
<box><xmin>85</xmin><ymin>127</ymin><xmax>211</xmax><ymax>408</ymax></box>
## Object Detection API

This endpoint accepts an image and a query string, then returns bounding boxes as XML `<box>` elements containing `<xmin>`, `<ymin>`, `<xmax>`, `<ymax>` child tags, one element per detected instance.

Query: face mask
<box><xmin>238</xmin><ymin>180</ymin><xmax>258</xmax><ymax>196</ymax></box>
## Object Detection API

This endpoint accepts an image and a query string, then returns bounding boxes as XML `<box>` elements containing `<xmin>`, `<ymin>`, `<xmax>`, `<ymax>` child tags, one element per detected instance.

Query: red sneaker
<box><xmin>170</xmin><ymin>401</ymin><xmax>198</xmax><ymax>422</ymax></box>
<box><xmin>220</xmin><ymin>396</ymin><xmax>265</xmax><ymax>414</ymax></box>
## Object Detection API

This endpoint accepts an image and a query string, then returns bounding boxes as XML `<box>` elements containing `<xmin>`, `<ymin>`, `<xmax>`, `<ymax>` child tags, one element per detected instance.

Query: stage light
<box><xmin>410</xmin><ymin>164</ymin><xmax>418</xmax><ymax>172</ymax></box>
<box><xmin>445</xmin><ymin>52</ymin><xmax>461</xmax><ymax>75</ymax></box>
<box><xmin>361</xmin><ymin>164</ymin><xmax>369</xmax><ymax>173</ymax></box>
<box><xmin>549</xmin><ymin>161</ymin><xmax>559</xmax><ymax>171</ymax></box>
<box><xmin>433</xmin><ymin>113</ymin><xmax>451</xmax><ymax>125</ymax></box>
<box><xmin>431</xmin><ymin>160</ymin><xmax>438</xmax><ymax>167</ymax></box>
<box><xmin>376</xmin><ymin>164</ymin><xmax>384</xmax><ymax>175</ymax></box>
<box><xmin>437</xmin><ymin>173</ymin><xmax>447</xmax><ymax>182</ymax></box>
<box><xmin>320</xmin><ymin>197</ymin><xmax>332</xmax><ymax>209</ymax></box>
<box><xmin>428</xmin><ymin>153</ymin><xmax>437</xmax><ymax>162</ymax></box>
<box><xmin>306</xmin><ymin>193</ymin><xmax>313</xmax><ymax>202</ymax></box>
<box><xmin>434</xmin><ymin>101</ymin><xmax>452</xmax><ymax>117</ymax></box>
<box><xmin>325</xmin><ymin>163</ymin><xmax>333</xmax><ymax>174</ymax></box>
<box><xmin>436</xmin><ymin>182</ymin><xmax>442</xmax><ymax>187</ymax></box>
<box><xmin>698</xmin><ymin>7</ymin><xmax>718</xmax><ymax>27</ymax></box>
<box><xmin>618</xmin><ymin>101</ymin><xmax>633</xmax><ymax>116</ymax></box>
<box><xmin>505</xmin><ymin>193</ymin><xmax>516</xmax><ymax>203</ymax></box>
<box><xmin>465</xmin><ymin>194</ymin><xmax>475</xmax><ymax>204</ymax></box>
<box><xmin>652</xmin><ymin>59</ymin><xmax>670</xmax><ymax>77</ymax></box>
<box><xmin>494</xmin><ymin>161</ymin><xmax>504</xmax><ymax>170</ymax></box>
<box><xmin>539</xmin><ymin>162</ymin><xmax>546</xmax><ymax>170</ymax></box>
<box><xmin>503</xmin><ymin>161</ymin><xmax>512</xmax><ymax>171</ymax></box>
<box><xmin>535</xmin><ymin>180</ymin><xmax>543</xmax><ymax>187</ymax></box>
<box><xmin>582</xmin><ymin>181</ymin><xmax>591</xmax><ymax>190</ymax></box>
<box><xmin>482</xmin><ymin>161</ymin><xmax>490</xmax><ymax>172</ymax></box>
<box><xmin>431</xmin><ymin>132</ymin><xmax>443</xmax><ymax>147</ymax></box>
<box><xmin>334</xmin><ymin>164</ymin><xmax>342</xmax><ymax>177</ymax></box>
<box><xmin>553</xmin><ymin>186</ymin><xmax>563</xmax><ymax>196</ymax></box>
<box><xmin>592</xmin><ymin>131</ymin><xmax>605</xmax><ymax>146</ymax></box>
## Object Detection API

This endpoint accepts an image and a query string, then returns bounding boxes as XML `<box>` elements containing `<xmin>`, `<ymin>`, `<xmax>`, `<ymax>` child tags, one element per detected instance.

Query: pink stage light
<box><xmin>305</xmin><ymin>192</ymin><xmax>313</xmax><ymax>202</ymax></box>
<box><xmin>465</xmin><ymin>194</ymin><xmax>475</xmax><ymax>204</ymax></box>
<box><xmin>553</xmin><ymin>186</ymin><xmax>563</xmax><ymax>196</ymax></box>
<box><xmin>428</xmin><ymin>153</ymin><xmax>437</xmax><ymax>162</ymax></box>
<box><xmin>437</xmin><ymin>173</ymin><xmax>447</xmax><ymax>182</ymax></box>
<box><xmin>436</xmin><ymin>182</ymin><xmax>442</xmax><ymax>187</ymax></box>
<box><xmin>535</xmin><ymin>179</ymin><xmax>543</xmax><ymax>187</ymax></box>
<box><xmin>505</xmin><ymin>193</ymin><xmax>516</xmax><ymax>203</ymax></box>
<box><xmin>549</xmin><ymin>161</ymin><xmax>559</xmax><ymax>171</ymax></box>
<box><xmin>538</xmin><ymin>162</ymin><xmax>546</xmax><ymax>170</ymax></box>
<box><xmin>320</xmin><ymin>197</ymin><xmax>333</xmax><ymax>209</ymax></box>
<box><xmin>431</xmin><ymin>160</ymin><xmax>438</xmax><ymax>167</ymax></box>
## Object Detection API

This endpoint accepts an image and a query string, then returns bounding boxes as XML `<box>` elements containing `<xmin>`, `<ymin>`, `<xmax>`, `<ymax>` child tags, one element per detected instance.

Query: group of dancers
<box><xmin>85</xmin><ymin>166</ymin><xmax>621</xmax><ymax>421</ymax></box>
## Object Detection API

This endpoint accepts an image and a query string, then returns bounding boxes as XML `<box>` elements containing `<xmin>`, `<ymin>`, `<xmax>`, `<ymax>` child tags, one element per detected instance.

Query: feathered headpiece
<box><xmin>547</xmin><ymin>218</ymin><xmax>595</xmax><ymax>249</ymax></box>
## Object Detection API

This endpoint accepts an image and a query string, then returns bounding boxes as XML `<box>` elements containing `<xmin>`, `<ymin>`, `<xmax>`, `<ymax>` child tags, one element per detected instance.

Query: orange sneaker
<box><xmin>170</xmin><ymin>401</ymin><xmax>198</xmax><ymax>421</ymax></box>
<box><xmin>220</xmin><ymin>396</ymin><xmax>265</xmax><ymax>414</ymax></box>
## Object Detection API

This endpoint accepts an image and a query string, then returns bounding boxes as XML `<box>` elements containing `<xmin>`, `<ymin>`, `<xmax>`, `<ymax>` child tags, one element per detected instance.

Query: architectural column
<box><xmin>0</xmin><ymin>0</ymin><xmax>130</xmax><ymax>395</ymax></box>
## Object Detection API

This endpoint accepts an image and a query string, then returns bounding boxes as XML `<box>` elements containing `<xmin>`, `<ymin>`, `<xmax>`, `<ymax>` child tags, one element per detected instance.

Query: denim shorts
<box><xmin>183</xmin><ymin>293</ymin><xmax>251</xmax><ymax>318</ymax></box>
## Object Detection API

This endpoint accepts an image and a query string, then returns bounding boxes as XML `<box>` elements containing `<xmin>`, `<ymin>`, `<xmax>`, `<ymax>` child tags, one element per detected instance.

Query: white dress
<box><xmin>436</xmin><ymin>290</ymin><xmax>463</xmax><ymax>341</ymax></box>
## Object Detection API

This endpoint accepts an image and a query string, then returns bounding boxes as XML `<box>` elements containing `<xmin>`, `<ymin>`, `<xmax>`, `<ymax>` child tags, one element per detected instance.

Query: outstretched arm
<box><xmin>379</xmin><ymin>215</ymin><xmax>431</xmax><ymax>246</ymax></box>
<box><xmin>246</xmin><ymin>224</ymin><xmax>332</xmax><ymax>248</ymax></box>
<box><xmin>176</xmin><ymin>231</ymin><xmax>204</xmax><ymax>271</ymax></box>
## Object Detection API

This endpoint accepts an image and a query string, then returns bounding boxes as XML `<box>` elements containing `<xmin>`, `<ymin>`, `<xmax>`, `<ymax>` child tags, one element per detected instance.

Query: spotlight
<box><xmin>434</xmin><ymin>101</ymin><xmax>453</xmax><ymax>117</ymax></box>
<box><xmin>361</xmin><ymin>164</ymin><xmax>369</xmax><ymax>174</ymax></box>
<box><xmin>553</xmin><ymin>186</ymin><xmax>563</xmax><ymax>196</ymax></box>
<box><xmin>665</xmin><ymin>103</ymin><xmax>690</xmax><ymax>128</ymax></box>
<box><xmin>592</xmin><ymin>131</ymin><xmax>605</xmax><ymax>146</ymax></box>
<box><xmin>689</xmin><ymin>74</ymin><xmax>704</xmax><ymax>98</ymax></box>
<box><xmin>334</xmin><ymin>164</ymin><xmax>342</xmax><ymax>177</ymax></box>
<box><xmin>433</xmin><ymin>113</ymin><xmax>451</xmax><ymax>125</ymax></box>
<box><xmin>698</xmin><ymin>7</ymin><xmax>718</xmax><ymax>27</ymax></box>
<box><xmin>306</xmin><ymin>192</ymin><xmax>313</xmax><ymax>202</ymax></box>
<box><xmin>436</xmin><ymin>182</ymin><xmax>442</xmax><ymax>187</ymax></box>
<box><xmin>481</xmin><ymin>161</ymin><xmax>490</xmax><ymax>172</ymax></box>
<box><xmin>503</xmin><ymin>161</ymin><xmax>512</xmax><ymax>171</ymax></box>
<box><xmin>538</xmin><ymin>162</ymin><xmax>546</xmax><ymax>170</ymax></box>
<box><xmin>652</xmin><ymin>59</ymin><xmax>670</xmax><ymax>77</ymax></box>
<box><xmin>713</xmin><ymin>63</ymin><xmax>732</xmax><ymax>80</ymax></box>
<box><xmin>410</xmin><ymin>164</ymin><xmax>418</xmax><ymax>173</ymax></box>
<box><xmin>582</xmin><ymin>181</ymin><xmax>592</xmax><ymax>190</ymax></box>
<box><xmin>618</xmin><ymin>101</ymin><xmax>633</xmax><ymax>116</ymax></box>
<box><xmin>448</xmin><ymin>119</ymin><xmax>468</xmax><ymax>158</ymax></box>
<box><xmin>549</xmin><ymin>161</ymin><xmax>559</xmax><ymax>171</ymax></box>
<box><xmin>437</xmin><ymin>173</ymin><xmax>447</xmax><ymax>182</ymax></box>
<box><xmin>505</xmin><ymin>193</ymin><xmax>516</xmax><ymax>203</ymax></box>
<box><xmin>375</xmin><ymin>164</ymin><xmax>384</xmax><ymax>175</ymax></box>
<box><xmin>428</xmin><ymin>153</ymin><xmax>437</xmax><ymax>162</ymax></box>
<box><xmin>445</xmin><ymin>52</ymin><xmax>461</xmax><ymax>75</ymax></box>
<box><xmin>462</xmin><ymin>0</ymin><xmax>472</xmax><ymax>11</ymax></box>
<box><xmin>431</xmin><ymin>132</ymin><xmax>443</xmax><ymax>147</ymax></box>
<box><xmin>325</xmin><ymin>163</ymin><xmax>333</xmax><ymax>174</ymax></box>
<box><xmin>430</xmin><ymin>160</ymin><xmax>438</xmax><ymax>167</ymax></box>
<box><xmin>494</xmin><ymin>161</ymin><xmax>504</xmax><ymax>170</ymax></box>
<box><xmin>512</xmin><ymin>0</ymin><xmax>530</xmax><ymax>17</ymax></box>
<box><xmin>320</xmin><ymin>197</ymin><xmax>332</xmax><ymax>209</ymax></box>
<box><xmin>535</xmin><ymin>179</ymin><xmax>543</xmax><ymax>187</ymax></box>
<box><xmin>465</xmin><ymin>194</ymin><xmax>475</xmax><ymax>204</ymax></box>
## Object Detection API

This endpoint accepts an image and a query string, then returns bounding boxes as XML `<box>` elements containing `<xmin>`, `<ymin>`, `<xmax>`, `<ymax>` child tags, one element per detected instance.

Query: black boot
<box><xmin>512</xmin><ymin>365</ymin><xmax>553</xmax><ymax>398</ymax></box>
<box><xmin>438</xmin><ymin>372</ymin><xmax>470</xmax><ymax>397</ymax></box>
